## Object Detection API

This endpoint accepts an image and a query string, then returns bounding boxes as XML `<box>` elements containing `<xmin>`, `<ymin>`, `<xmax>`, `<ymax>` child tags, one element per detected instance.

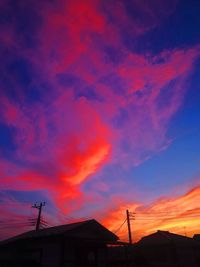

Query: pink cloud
<box><xmin>0</xmin><ymin>0</ymin><xmax>199</xmax><ymax>235</ymax></box>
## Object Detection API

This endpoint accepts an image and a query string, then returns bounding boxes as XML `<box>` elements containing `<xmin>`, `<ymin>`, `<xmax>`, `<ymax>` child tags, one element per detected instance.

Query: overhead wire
<box><xmin>113</xmin><ymin>219</ymin><xmax>127</xmax><ymax>234</ymax></box>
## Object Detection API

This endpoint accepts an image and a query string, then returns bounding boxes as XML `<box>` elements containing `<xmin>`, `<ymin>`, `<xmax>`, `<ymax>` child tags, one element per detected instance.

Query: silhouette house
<box><xmin>134</xmin><ymin>230</ymin><xmax>199</xmax><ymax>267</ymax></box>
<box><xmin>0</xmin><ymin>219</ymin><xmax>118</xmax><ymax>267</ymax></box>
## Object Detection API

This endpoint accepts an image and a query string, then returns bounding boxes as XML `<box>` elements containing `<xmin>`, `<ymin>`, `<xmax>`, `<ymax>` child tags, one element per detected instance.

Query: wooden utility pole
<box><xmin>126</xmin><ymin>210</ymin><xmax>132</xmax><ymax>244</ymax></box>
<box><xmin>32</xmin><ymin>202</ymin><xmax>46</xmax><ymax>231</ymax></box>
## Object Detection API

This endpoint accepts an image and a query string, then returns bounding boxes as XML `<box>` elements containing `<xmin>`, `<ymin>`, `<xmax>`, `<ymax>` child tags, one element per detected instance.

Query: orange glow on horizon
<box><xmin>102</xmin><ymin>185</ymin><xmax>200</xmax><ymax>242</ymax></box>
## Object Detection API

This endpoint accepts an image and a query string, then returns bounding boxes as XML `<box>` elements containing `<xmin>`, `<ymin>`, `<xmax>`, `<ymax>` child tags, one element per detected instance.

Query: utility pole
<box><xmin>32</xmin><ymin>202</ymin><xmax>46</xmax><ymax>231</ymax></box>
<box><xmin>126</xmin><ymin>210</ymin><xmax>132</xmax><ymax>244</ymax></box>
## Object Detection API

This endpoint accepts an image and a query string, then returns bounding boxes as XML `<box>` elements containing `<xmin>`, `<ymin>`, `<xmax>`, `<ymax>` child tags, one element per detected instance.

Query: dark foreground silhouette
<box><xmin>0</xmin><ymin>220</ymin><xmax>200</xmax><ymax>267</ymax></box>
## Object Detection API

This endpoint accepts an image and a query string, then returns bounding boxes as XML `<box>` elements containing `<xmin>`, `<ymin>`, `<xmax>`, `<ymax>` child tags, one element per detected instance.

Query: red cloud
<box><xmin>0</xmin><ymin>92</ymin><xmax>112</xmax><ymax>214</ymax></box>
<box><xmin>0</xmin><ymin>0</ymin><xmax>199</xmax><ymax>238</ymax></box>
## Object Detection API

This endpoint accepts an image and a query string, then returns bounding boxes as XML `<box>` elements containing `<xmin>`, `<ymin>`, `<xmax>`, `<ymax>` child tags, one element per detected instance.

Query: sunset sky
<box><xmin>0</xmin><ymin>0</ymin><xmax>200</xmax><ymax>242</ymax></box>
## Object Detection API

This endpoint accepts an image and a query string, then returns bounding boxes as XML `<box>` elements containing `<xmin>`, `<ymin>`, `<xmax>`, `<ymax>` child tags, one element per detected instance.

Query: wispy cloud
<box><xmin>0</xmin><ymin>0</ymin><xmax>199</xmax><ymax>239</ymax></box>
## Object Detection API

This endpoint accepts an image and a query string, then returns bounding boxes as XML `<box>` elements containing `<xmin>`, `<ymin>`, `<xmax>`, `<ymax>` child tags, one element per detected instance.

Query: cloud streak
<box><xmin>102</xmin><ymin>185</ymin><xmax>200</xmax><ymax>242</ymax></box>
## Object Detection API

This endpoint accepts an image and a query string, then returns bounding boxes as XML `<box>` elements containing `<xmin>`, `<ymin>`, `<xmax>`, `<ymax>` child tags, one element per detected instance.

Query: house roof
<box><xmin>193</xmin><ymin>234</ymin><xmax>200</xmax><ymax>241</ymax></box>
<box><xmin>0</xmin><ymin>219</ymin><xmax>118</xmax><ymax>245</ymax></box>
<box><xmin>137</xmin><ymin>230</ymin><xmax>195</xmax><ymax>246</ymax></box>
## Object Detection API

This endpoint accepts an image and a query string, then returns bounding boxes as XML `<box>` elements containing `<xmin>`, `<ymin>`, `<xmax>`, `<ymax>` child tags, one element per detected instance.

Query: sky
<box><xmin>0</xmin><ymin>0</ymin><xmax>200</xmax><ymax>242</ymax></box>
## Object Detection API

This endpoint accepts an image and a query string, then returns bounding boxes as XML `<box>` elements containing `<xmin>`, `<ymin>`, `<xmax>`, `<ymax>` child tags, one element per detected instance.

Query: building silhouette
<box><xmin>133</xmin><ymin>230</ymin><xmax>199</xmax><ymax>267</ymax></box>
<box><xmin>1</xmin><ymin>221</ymin><xmax>200</xmax><ymax>267</ymax></box>
<box><xmin>0</xmin><ymin>219</ymin><xmax>119</xmax><ymax>267</ymax></box>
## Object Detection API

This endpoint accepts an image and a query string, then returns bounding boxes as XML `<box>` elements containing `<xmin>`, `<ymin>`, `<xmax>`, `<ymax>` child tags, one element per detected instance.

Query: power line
<box><xmin>134</xmin><ymin>215</ymin><xmax>200</xmax><ymax>220</ymax></box>
<box><xmin>0</xmin><ymin>219</ymin><xmax>35</xmax><ymax>226</ymax></box>
<box><xmin>0</xmin><ymin>224</ymin><xmax>33</xmax><ymax>229</ymax></box>
<box><xmin>135</xmin><ymin>210</ymin><xmax>200</xmax><ymax>215</ymax></box>
<box><xmin>113</xmin><ymin>219</ymin><xmax>127</xmax><ymax>234</ymax></box>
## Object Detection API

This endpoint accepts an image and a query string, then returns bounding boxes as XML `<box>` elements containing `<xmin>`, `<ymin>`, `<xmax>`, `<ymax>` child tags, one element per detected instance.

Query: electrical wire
<box><xmin>135</xmin><ymin>210</ymin><xmax>200</xmax><ymax>215</ymax></box>
<box><xmin>113</xmin><ymin>219</ymin><xmax>127</xmax><ymax>234</ymax></box>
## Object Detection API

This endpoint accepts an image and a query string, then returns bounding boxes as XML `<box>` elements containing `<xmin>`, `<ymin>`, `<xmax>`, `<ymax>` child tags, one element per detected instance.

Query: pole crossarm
<box><xmin>32</xmin><ymin>202</ymin><xmax>46</xmax><ymax>231</ymax></box>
